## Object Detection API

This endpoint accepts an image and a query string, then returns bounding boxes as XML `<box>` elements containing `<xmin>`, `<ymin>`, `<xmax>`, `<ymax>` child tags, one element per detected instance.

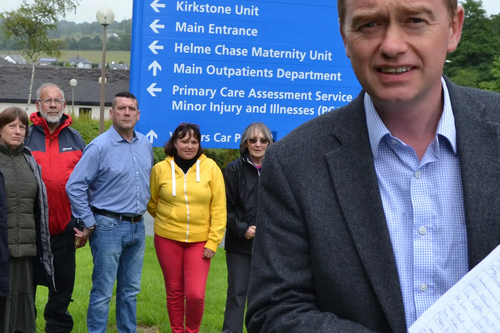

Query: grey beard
<box><xmin>43</xmin><ymin>113</ymin><xmax>63</xmax><ymax>124</ymax></box>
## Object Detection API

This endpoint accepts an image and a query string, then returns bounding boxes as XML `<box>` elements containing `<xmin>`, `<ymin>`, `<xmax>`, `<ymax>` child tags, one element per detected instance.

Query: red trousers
<box><xmin>154</xmin><ymin>235</ymin><xmax>211</xmax><ymax>333</ymax></box>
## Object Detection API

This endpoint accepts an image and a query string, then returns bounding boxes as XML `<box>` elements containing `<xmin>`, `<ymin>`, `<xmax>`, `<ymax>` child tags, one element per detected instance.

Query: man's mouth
<box><xmin>378</xmin><ymin>67</ymin><xmax>412</xmax><ymax>74</ymax></box>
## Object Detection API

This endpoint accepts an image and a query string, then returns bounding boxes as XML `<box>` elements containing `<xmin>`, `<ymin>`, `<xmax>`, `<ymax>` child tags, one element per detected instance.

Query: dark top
<box><xmin>174</xmin><ymin>155</ymin><xmax>198</xmax><ymax>174</ymax></box>
<box><xmin>0</xmin><ymin>169</ymin><xmax>8</xmax><ymax>297</ymax></box>
<box><xmin>223</xmin><ymin>152</ymin><xmax>260</xmax><ymax>254</ymax></box>
<box><xmin>0</xmin><ymin>144</ymin><xmax>37</xmax><ymax>258</ymax></box>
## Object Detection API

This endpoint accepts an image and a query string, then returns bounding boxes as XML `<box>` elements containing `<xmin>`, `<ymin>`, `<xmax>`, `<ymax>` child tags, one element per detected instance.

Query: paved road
<box><xmin>144</xmin><ymin>211</ymin><xmax>154</xmax><ymax>236</ymax></box>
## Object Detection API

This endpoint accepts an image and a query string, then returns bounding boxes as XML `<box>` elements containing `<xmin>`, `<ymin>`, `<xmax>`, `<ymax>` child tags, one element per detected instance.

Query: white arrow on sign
<box><xmin>150</xmin><ymin>19</ymin><xmax>165</xmax><ymax>34</ymax></box>
<box><xmin>149</xmin><ymin>40</ymin><xmax>164</xmax><ymax>54</ymax></box>
<box><xmin>147</xmin><ymin>83</ymin><xmax>162</xmax><ymax>97</ymax></box>
<box><xmin>148</xmin><ymin>60</ymin><xmax>162</xmax><ymax>76</ymax></box>
<box><xmin>146</xmin><ymin>130</ymin><xmax>158</xmax><ymax>143</ymax></box>
<box><xmin>150</xmin><ymin>0</ymin><xmax>165</xmax><ymax>13</ymax></box>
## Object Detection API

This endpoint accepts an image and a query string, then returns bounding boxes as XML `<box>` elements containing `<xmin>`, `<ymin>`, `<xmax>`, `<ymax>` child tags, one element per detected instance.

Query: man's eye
<box><xmin>410</xmin><ymin>18</ymin><xmax>424</xmax><ymax>24</ymax></box>
<box><xmin>363</xmin><ymin>22</ymin><xmax>377</xmax><ymax>28</ymax></box>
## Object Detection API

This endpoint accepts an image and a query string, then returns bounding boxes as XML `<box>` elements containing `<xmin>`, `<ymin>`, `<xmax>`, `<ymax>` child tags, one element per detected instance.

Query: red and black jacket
<box><xmin>25</xmin><ymin>112</ymin><xmax>85</xmax><ymax>235</ymax></box>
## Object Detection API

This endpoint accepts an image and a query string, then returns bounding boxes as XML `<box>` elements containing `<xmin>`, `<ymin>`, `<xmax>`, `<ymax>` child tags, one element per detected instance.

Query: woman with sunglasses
<box><xmin>147</xmin><ymin>123</ymin><xmax>226</xmax><ymax>333</ymax></box>
<box><xmin>221</xmin><ymin>122</ymin><xmax>273</xmax><ymax>333</ymax></box>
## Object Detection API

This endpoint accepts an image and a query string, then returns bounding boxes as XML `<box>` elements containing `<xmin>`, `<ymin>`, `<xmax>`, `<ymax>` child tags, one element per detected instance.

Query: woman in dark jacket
<box><xmin>0</xmin><ymin>107</ymin><xmax>54</xmax><ymax>333</ymax></box>
<box><xmin>222</xmin><ymin>122</ymin><xmax>273</xmax><ymax>333</ymax></box>
<box><xmin>0</xmin><ymin>169</ymin><xmax>8</xmax><ymax>324</ymax></box>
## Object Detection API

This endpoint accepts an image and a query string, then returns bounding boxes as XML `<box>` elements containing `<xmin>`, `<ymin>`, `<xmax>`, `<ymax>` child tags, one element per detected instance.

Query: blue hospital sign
<box><xmin>130</xmin><ymin>0</ymin><xmax>361</xmax><ymax>148</ymax></box>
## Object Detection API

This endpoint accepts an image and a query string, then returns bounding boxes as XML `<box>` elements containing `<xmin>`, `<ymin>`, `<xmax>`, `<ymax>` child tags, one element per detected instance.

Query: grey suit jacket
<box><xmin>246</xmin><ymin>79</ymin><xmax>500</xmax><ymax>333</ymax></box>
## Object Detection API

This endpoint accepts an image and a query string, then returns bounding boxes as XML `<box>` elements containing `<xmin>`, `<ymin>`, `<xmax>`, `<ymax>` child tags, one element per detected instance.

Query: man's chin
<box><xmin>44</xmin><ymin>115</ymin><xmax>62</xmax><ymax>124</ymax></box>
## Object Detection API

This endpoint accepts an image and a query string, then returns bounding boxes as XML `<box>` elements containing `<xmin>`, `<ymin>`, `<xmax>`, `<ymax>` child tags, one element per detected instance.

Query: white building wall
<box><xmin>0</xmin><ymin>102</ymin><xmax>104</xmax><ymax>120</ymax></box>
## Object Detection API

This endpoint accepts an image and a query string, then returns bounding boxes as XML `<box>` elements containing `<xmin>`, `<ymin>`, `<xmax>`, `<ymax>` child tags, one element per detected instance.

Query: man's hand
<box><xmin>74</xmin><ymin>227</ymin><xmax>93</xmax><ymax>249</ymax></box>
<box><xmin>202</xmin><ymin>248</ymin><xmax>215</xmax><ymax>259</ymax></box>
<box><xmin>245</xmin><ymin>226</ymin><xmax>256</xmax><ymax>240</ymax></box>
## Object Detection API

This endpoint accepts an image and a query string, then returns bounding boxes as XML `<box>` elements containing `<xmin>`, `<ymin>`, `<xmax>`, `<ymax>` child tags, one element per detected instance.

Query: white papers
<box><xmin>409</xmin><ymin>245</ymin><xmax>500</xmax><ymax>333</ymax></box>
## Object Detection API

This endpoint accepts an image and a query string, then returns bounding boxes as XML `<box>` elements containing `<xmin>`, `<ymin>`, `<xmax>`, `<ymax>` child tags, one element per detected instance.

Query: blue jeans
<box><xmin>87</xmin><ymin>213</ymin><xmax>145</xmax><ymax>333</ymax></box>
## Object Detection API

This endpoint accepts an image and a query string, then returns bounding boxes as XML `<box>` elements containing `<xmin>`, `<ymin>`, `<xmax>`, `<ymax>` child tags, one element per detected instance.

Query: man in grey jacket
<box><xmin>246</xmin><ymin>0</ymin><xmax>500</xmax><ymax>332</ymax></box>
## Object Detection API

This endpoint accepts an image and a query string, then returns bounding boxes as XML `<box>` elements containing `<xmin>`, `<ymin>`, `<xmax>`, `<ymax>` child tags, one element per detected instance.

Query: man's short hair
<box><xmin>0</xmin><ymin>107</ymin><xmax>30</xmax><ymax>137</ymax></box>
<box><xmin>337</xmin><ymin>0</ymin><xmax>458</xmax><ymax>28</ymax></box>
<box><xmin>36</xmin><ymin>83</ymin><xmax>65</xmax><ymax>101</ymax></box>
<box><xmin>112</xmin><ymin>92</ymin><xmax>139</xmax><ymax>109</ymax></box>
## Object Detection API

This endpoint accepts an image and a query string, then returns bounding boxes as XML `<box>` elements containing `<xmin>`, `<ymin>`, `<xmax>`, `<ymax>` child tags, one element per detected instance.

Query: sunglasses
<box><xmin>179</xmin><ymin>122</ymin><xmax>200</xmax><ymax>129</ymax></box>
<box><xmin>248</xmin><ymin>138</ymin><xmax>269</xmax><ymax>144</ymax></box>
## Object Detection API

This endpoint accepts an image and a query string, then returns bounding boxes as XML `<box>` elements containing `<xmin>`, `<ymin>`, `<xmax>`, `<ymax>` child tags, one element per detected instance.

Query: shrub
<box><xmin>71</xmin><ymin>113</ymin><xmax>112</xmax><ymax>144</ymax></box>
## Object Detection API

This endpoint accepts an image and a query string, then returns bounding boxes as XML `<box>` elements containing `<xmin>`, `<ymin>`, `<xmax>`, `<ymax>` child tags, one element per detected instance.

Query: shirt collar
<box><xmin>109</xmin><ymin>125</ymin><xmax>138</xmax><ymax>142</ymax></box>
<box><xmin>365</xmin><ymin>76</ymin><xmax>457</xmax><ymax>158</ymax></box>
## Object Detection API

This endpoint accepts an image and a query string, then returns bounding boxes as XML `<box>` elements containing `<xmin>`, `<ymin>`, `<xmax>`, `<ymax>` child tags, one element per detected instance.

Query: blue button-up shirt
<box><xmin>66</xmin><ymin>126</ymin><xmax>154</xmax><ymax>228</ymax></box>
<box><xmin>365</xmin><ymin>77</ymin><xmax>468</xmax><ymax>328</ymax></box>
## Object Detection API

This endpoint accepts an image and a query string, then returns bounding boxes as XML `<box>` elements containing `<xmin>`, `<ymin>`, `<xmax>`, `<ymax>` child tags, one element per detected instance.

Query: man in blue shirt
<box><xmin>246</xmin><ymin>0</ymin><xmax>500</xmax><ymax>332</ymax></box>
<box><xmin>66</xmin><ymin>92</ymin><xmax>153</xmax><ymax>333</ymax></box>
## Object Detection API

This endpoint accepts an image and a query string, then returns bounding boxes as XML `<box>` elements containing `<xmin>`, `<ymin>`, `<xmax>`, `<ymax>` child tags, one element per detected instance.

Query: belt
<box><xmin>91</xmin><ymin>207</ymin><xmax>143</xmax><ymax>223</ymax></box>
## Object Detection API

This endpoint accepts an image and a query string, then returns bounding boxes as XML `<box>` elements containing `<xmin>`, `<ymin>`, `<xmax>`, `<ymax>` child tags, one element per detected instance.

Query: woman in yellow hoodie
<box><xmin>148</xmin><ymin>123</ymin><xmax>226</xmax><ymax>333</ymax></box>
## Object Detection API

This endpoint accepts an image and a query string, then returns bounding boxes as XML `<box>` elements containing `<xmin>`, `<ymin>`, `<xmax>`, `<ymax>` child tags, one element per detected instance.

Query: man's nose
<box><xmin>380</xmin><ymin>24</ymin><xmax>408</xmax><ymax>58</ymax></box>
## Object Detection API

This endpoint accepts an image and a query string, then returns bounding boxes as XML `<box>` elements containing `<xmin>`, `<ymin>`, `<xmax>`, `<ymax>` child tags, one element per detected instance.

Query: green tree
<box><xmin>444</xmin><ymin>0</ymin><xmax>500</xmax><ymax>83</ymax></box>
<box><xmin>124</xmin><ymin>19</ymin><xmax>132</xmax><ymax>34</ymax></box>
<box><xmin>78</xmin><ymin>36</ymin><xmax>92</xmax><ymax>50</ymax></box>
<box><xmin>91</xmin><ymin>35</ymin><xmax>102</xmax><ymax>50</ymax></box>
<box><xmin>65</xmin><ymin>37</ymin><xmax>79</xmax><ymax>50</ymax></box>
<box><xmin>491</xmin><ymin>13</ymin><xmax>500</xmax><ymax>37</ymax></box>
<box><xmin>479</xmin><ymin>56</ymin><xmax>500</xmax><ymax>92</ymax></box>
<box><xmin>0</xmin><ymin>0</ymin><xmax>79</xmax><ymax>110</ymax></box>
<box><xmin>106</xmin><ymin>36</ymin><xmax>120</xmax><ymax>51</ymax></box>
<box><xmin>450</xmin><ymin>68</ymin><xmax>480</xmax><ymax>88</ymax></box>
<box><xmin>119</xmin><ymin>33</ymin><xmax>131</xmax><ymax>51</ymax></box>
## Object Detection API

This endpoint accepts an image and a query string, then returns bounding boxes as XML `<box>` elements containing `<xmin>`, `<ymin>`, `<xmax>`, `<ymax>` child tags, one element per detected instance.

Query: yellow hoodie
<box><xmin>147</xmin><ymin>154</ymin><xmax>226</xmax><ymax>252</ymax></box>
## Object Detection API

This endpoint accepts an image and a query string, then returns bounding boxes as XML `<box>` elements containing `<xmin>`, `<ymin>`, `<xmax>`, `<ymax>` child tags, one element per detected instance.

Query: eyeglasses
<box><xmin>179</xmin><ymin>122</ymin><xmax>200</xmax><ymax>129</ymax></box>
<box><xmin>248</xmin><ymin>138</ymin><xmax>269</xmax><ymax>144</ymax></box>
<box><xmin>40</xmin><ymin>99</ymin><xmax>64</xmax><ymax>106</ymax></box>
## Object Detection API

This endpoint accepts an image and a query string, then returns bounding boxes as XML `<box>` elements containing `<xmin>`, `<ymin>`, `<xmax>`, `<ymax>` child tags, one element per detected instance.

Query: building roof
<box><xmin>0</xmin><ymin>57</ymin><xmax>14</xmax><ymax>66</ymax></box>
<box><xmin>39</xmin><ymin>57</ymin><xmax>58</xmax><ymax>62</ymax></box>
<box><xmin>67</xmin><ymin>56</ymin><xmax>92</xmax><ymax>65</ymax></box>
<box><xmin>0</xmin><ymin>54</ymin><xmax>27</xmax><ymax>64</ymax></box>
<box><xmin>99</xmin><ymin>63</ymin><xmax>129</xmax><ymax>70</ymax></box>
<box><xmin>0</xmin><ymin>65</ymin><xmax>129</xmax><ymax>106</ymax></box>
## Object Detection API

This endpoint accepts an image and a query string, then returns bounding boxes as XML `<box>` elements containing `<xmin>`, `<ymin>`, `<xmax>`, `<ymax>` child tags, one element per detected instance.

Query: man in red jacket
<box><xmin>25</xmin><ymin>82</ymin><xmax>86</xmax><ymax>333</ymax></box>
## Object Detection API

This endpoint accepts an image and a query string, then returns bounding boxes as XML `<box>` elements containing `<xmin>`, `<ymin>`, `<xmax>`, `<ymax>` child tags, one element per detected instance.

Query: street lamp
<box><xmin>69</xmin><ymin>78</ymin><xmax>77</xmax><ymax>115</ymax></box>
<box><xmin>96</xmin><ymin>7</ymin><xmax>114</xmax><ymax>134</ymax></box>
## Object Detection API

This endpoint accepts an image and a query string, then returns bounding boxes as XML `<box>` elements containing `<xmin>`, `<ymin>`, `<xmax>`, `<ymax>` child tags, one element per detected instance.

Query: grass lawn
<box><xmin>35</xmin><ymin>236</ymin><xmax>244</xmax><ymax>333</ymax></box>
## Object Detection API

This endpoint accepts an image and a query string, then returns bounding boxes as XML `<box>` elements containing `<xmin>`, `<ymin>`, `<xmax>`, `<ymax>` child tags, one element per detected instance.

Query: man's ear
<box><xmin>448</xmin><ymin>6</ymin><xmax>464</xmax><ymax>53</ymax></box>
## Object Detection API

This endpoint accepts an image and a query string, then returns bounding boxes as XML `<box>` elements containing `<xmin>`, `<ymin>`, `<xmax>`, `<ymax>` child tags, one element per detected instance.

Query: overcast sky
<box><xmin>0</xmin><ymin>0</ymin><xmax>500</xmax><ymax>24</ymax></box>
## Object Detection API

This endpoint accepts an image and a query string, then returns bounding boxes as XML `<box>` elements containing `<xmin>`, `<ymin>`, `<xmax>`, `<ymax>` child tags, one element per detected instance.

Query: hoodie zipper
<box><xmin>184</xmin><ymin>171</ymin><xmax>190</xmax><ymax>242</ymax></box>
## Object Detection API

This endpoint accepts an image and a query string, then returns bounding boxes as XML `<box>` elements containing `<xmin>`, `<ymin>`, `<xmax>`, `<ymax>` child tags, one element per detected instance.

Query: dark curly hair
<box><xmin>164</xmin><ymin>123</ymin><xmax>203</xmax><ymax>158</ymax></box>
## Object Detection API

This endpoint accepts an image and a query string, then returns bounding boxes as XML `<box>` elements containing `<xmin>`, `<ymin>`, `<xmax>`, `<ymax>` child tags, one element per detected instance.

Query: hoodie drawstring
<box><xmin>172</xmin><ymin>158</ymin><xmax>200</xmax><ymax>196</ymax></box>
<box><xmin>196</xmin><ymin>160</ymin><xmax>200</xmax><ymax>182</ymax></box>
<box><xmin>171</xmin><ymin>159</ymin><xmax>176</xmax><ymax>197</ymax></box>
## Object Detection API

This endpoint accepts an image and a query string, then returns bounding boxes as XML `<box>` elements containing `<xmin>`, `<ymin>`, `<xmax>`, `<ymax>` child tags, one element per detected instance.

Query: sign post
<box><xmin>130</xmin><ymin>0</ymin><xmax>360</xmax><ymax>148</ymax></box>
